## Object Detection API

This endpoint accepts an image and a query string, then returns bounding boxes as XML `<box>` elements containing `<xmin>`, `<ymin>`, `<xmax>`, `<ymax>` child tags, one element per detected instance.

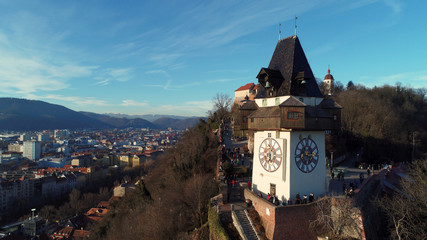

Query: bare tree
<box><xmin>310</xmin><ymin>197</ymin><xmax>363</xmax><ymax>239</ymax></box>
<box><xmin>184</xmin><ymin>174</ymin><xmax>217</xmax><ymax>227</ymax></box>
<box><xmin>377</xmin><ymin>160</ymin><xmax>427</xmax><ymax>240</ymax></box>
<box><xmin>210</xmin><ymin>93</ymin><xmax>232</xmax><ymax>123</ymax></box>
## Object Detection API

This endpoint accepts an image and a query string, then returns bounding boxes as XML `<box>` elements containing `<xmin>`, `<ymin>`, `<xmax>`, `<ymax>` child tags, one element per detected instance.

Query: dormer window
<box><xmin>262</xmin><ymin>99</ymin><xmax>267</xmax><ymax>106</ymax></box>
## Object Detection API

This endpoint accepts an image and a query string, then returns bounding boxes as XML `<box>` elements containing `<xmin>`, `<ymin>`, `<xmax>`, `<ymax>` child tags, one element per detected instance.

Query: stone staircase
<box><xmin>232</xmin><ymin>208</ymin><xmax>260</xmax><ymax>240</ymax></box>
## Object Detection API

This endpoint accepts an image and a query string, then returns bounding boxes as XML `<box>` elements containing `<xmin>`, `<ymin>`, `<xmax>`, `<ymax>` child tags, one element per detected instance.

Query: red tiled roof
<box><xmin>235</xmin><ymin>83</ymin><xmax>254</xmax><ymax>92</ymax></box>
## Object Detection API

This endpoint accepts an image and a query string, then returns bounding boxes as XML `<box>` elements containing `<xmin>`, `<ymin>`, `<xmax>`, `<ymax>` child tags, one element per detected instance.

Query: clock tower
<box><xmin>248</xmin><ymin>36</ymin><xmax>341</xmax><ymax>201</ymax></box>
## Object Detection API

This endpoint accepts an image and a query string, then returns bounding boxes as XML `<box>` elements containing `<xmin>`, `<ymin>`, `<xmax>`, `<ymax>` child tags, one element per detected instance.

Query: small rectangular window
<box><xmin>333</xmin><ymin>115</ymin><xmax>337</xmax><ymax>120</ymax></box>
<box><xmin>287</xmin><ymin>112</ymin><xmax>299</xmax><ymax>120</ymax></box>
<box><xmin>251</xmin><ymin>118</ymin><xmax>254</xmax><ymax>123</ymax></box>
<box><xmin>262</xmin><ymin>99</ymin><xmax>267</xmax><ymax>106</ymax></box>
<box><xmin>268</xmin><ymin>133</ymin><xmax>271</xmax><ymax>137</ymax></box>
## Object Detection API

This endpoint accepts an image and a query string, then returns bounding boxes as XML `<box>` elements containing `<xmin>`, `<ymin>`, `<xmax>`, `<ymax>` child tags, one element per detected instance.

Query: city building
<box><xmin>0</xmin><ymin>177</ymin><xmax>34</xmax><ymax>213</ymax></box>
<box><xmin>23</xmin><ymin>141</ymin><xmax>41</xmax><ymax>161</ymax></box>
<box><xmin>119</xmin><ymin>154</ymin><xmax>131</xmax><ymax>167</ymax></box>
<box><xmin>37</xmin><ymin>133</ymin><xmax>50</xmax><ymax>142</ymax></box>
<box><xmin>234</xmin><ymin>83</ymin><xmax>258</xmax><ymax>105</ymax></box>
<box><xmin>20</xmin><ymin>133</ymin><xmax>31</xmax><ymax>141</ymax></box>
<box><xmin>54</xmin><ymin>129</ymin><xmax>69</xmax><ymax>139</ymax></box>
<box><xmin>8</xmin><ymin>143</ymin><xmax>23</xmax><ymax>153</ymax></box>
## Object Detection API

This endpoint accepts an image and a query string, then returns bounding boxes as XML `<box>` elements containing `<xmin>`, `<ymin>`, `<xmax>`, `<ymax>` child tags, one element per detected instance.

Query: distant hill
<box><xmin>83</xmin><ymin>113</ymin><xmax>202</xmax><ymax>130</ymax></box>
<box><xmin>0</xmin><ymin>97</ymin><xmax>203</xmax><ymax>131</ymax></box>
<box><xmin>153</xmin><ymin>117</ymin><xmax>203</xmax><ymax>130</ymax></box>
<box><xmin>80</xmin><ymin>112</ymin><xmax>157</xmax><ymax>129</ymax></box>
<box><xmin>105</xmin><ymin>113</ymin><xmax>200</xmax><ymax>122</ymax></box>
<box><xmin>0</xmin><ymin>98</ymin><xmax>111</xmax><ymax>131</ymax></box>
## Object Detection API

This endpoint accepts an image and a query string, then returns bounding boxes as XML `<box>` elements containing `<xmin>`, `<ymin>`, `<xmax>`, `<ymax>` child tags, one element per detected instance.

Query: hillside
<box><xmin>0</xmin><ymin>98</ymin><xmax>203</xmax><ymax>131</ymax></box>
<box><xmin>153</xmin><ymin>117</ymin><xmax>203</xmax><ymax>130</ymax></box>
<box><xmin>80</xmin><ymin>112</ymin><xmax>157</xmax><ymax>129</ymax></box>
<box><xmin>104</xmin><ymin>113</ymin><xmax>194</xmax><ymax>122</ymax></box>
<box><xmin>0</xmin><ymin>98</ymin><xmax>111</xmax><ymax>131</ymax></box>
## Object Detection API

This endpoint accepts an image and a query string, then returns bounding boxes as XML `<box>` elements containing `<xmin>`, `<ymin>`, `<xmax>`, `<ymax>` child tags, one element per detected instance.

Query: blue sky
<box><xmin>0</xmin><ymin>0</ymin><xmax>425</xmax><ymax>117</ymax></box>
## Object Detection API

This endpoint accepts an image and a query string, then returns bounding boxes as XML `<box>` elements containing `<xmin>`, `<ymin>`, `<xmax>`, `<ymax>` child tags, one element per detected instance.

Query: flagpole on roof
<box><xmin>279</xmin><ymin>23</ymin><xmax>281</xmax><ymax>41</ymax></box>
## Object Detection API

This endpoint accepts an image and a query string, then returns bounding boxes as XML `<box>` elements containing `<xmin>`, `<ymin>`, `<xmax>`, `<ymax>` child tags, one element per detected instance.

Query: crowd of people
<box><xmin>256</xmin><ymin>191</ymin><xmax>316</xmax><ymax>206</ymax></box>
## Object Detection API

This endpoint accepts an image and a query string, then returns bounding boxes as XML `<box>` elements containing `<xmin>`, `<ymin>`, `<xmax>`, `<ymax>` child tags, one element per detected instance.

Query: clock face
<box><xmin>294</xmin><ymin>138</ymin><xmax>319</xmax><ymax>173</ymax></box>
<box><xmin>259</xmin><ymin>138</ymin><xmax>282</xmax><ymax>172</ymax></box>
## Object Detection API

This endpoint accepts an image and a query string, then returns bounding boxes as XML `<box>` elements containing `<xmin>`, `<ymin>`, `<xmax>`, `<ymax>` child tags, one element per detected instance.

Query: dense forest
<box><xmin>325</xmin><ymin>82</ymin><xmax>426</xmax><ymax>165</ymax></box>
<box><xmin>89</xmin><ymin>119</ymin><xmax>220</xmax><ymax>240</ymax></box>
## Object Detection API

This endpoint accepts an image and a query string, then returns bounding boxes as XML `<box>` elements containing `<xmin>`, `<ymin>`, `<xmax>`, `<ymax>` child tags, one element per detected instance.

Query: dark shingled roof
<box><xmin>240</xmin><ymin>100</ymin><xmax>258</xmax><ymax>110</ymax></box>
<box><xmin>305</xmin><ymin>106</ymin><xmax>332</xmax><ymax>118</ymax></box>
<box><xmin>248</xmin><ymin>106</ymin><xmax>280</xmax><ymax>118</ymax></box>
<box><xmin>279</xmin><ymin>96</ymin><xmax>306</xmax><ymax>107</ymax></box>
<box><xmin>264</xmin><ymin>36</ymin><xmax>324</xmax><ymax>98</ymax></box>
<box><xmin>257</xmin><ymin>68</ymin><xmax>283</xmax><ymax>79</ymax></box>
<box><xmin>319</xmin><ymin>98</ymin><xmax>343</xmax><ymax>109</ymax></box>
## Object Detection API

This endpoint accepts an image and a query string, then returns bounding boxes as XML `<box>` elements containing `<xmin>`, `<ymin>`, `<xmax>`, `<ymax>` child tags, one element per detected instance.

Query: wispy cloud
<box><xmin>156</xmin><ymin>100</ymin><xmax>212</xmax><ymax>116</ymax></box>
<box><xmin>28</xmin><ymin>94</ymin><xmax>108</xmax><ymax>106</ymax></box>
<box><xmin>121</xmin><ymin>99</ymin><xmax>149</xmax><ymax>107</ymax></box>
<box><xmin>383</xmin><ymin>0</ymin><xmax>403</xmax><ymax>15</ymax></box>
<box><xmin>94</xmin><ymin>79</ymin><xmax>110</xmax><ymax>86</ymax></box>
<box><xmin>0</xmin><ymin>51</ymin><xmax>94</xmax><ymax>94</ymax></box>
<box><xmin>207</xmin><ymin>77</ymin><xmax>245</xmax><ymax>84</ymax></box>
<box><xmin>363</xmin><ymin>70</ymin><xmax>427</xmax><ymax>89</ymax></box>
<box><xmin>92</xmin><ymin>68</ymin><xmax>134</xmax><ymax>86</ymax></box>
<box><xmin>108</xmin><ymin>68</ymin><xmax>132</xmax><ymax>82</ymax></box>
<box><xmin>146</xmin><ymin>69</ymin><xmax>171</xmax><ymax>78</ymax></box>
<box><xmin>110</xmin><ymin>1</ymin><xmax>321</xmax><ymax>69</ymax></box>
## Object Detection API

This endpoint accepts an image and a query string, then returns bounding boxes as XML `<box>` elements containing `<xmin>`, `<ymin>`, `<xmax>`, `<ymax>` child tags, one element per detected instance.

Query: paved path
<box><xmin>327</xmin><ymin>155</ymin><xmax>379</xmax><ymax>195</ymax></box>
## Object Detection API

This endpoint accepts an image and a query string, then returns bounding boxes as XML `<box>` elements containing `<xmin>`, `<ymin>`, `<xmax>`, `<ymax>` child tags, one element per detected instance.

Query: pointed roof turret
<box><xmin>257</xmin><ymin>36</ymin><xmax>323</xmax><ymax>98</ymax></box>
<box><xmin>324</xmin><ymin>67</ymin><xmax>334</xmax><ymax>80</ymax></box>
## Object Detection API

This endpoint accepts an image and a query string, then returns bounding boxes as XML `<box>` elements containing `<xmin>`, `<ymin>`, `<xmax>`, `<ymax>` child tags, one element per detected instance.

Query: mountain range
<box><xmin>0</xmin><ymin>98</ymin><xmax>203</xmax><ymax>131</ymax></box>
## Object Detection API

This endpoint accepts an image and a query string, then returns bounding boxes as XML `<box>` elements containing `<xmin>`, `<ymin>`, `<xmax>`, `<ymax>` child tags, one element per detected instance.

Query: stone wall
<box><xmin>244</xmin><ymin>188</ymin><xmax>319</xmax><ymax>240</ymax></box>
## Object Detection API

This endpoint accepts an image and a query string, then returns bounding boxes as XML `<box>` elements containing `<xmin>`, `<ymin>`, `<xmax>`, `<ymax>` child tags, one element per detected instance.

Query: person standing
<box><xmin>295</xmin><ymin>193</ymin><xmax>301</xmax><ymax>204</ymax></box>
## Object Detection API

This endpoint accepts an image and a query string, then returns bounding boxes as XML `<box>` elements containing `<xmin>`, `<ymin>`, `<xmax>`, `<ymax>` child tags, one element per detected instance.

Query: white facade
<box><xmin>20</xmin><ymin>133</ymin><xmax>31</xmax><ymax>141</ymax></box>
<box><xmin>23</xmin><ymin>141</ymin><xmax>41</xmax><ymax>161</ymax></box>
<box><xmin>252</xmin><ymin>130</ymin><xmax>327</xmax><ymax>201</ymax></box>
<box><xmin>254</xmin><ymin>95</ymin><xmax>324</xmax><ymax>107</ymax></box>
<box><xmin>54</xmin><ymin>129</ymin><xmax>69</xmax><ymax>139</ymax></box>
<box><xmin>8</xmin><ymin>143</ymin><xmax>23</xmax><ymax>153</ymax></box>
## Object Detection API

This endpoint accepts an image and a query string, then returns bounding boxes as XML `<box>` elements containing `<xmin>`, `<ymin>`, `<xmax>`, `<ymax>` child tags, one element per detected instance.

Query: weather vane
<box><xmin>294</xmin><ymin>16</ymin><xmax>298</xmax><ymax>37</ymax></box>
